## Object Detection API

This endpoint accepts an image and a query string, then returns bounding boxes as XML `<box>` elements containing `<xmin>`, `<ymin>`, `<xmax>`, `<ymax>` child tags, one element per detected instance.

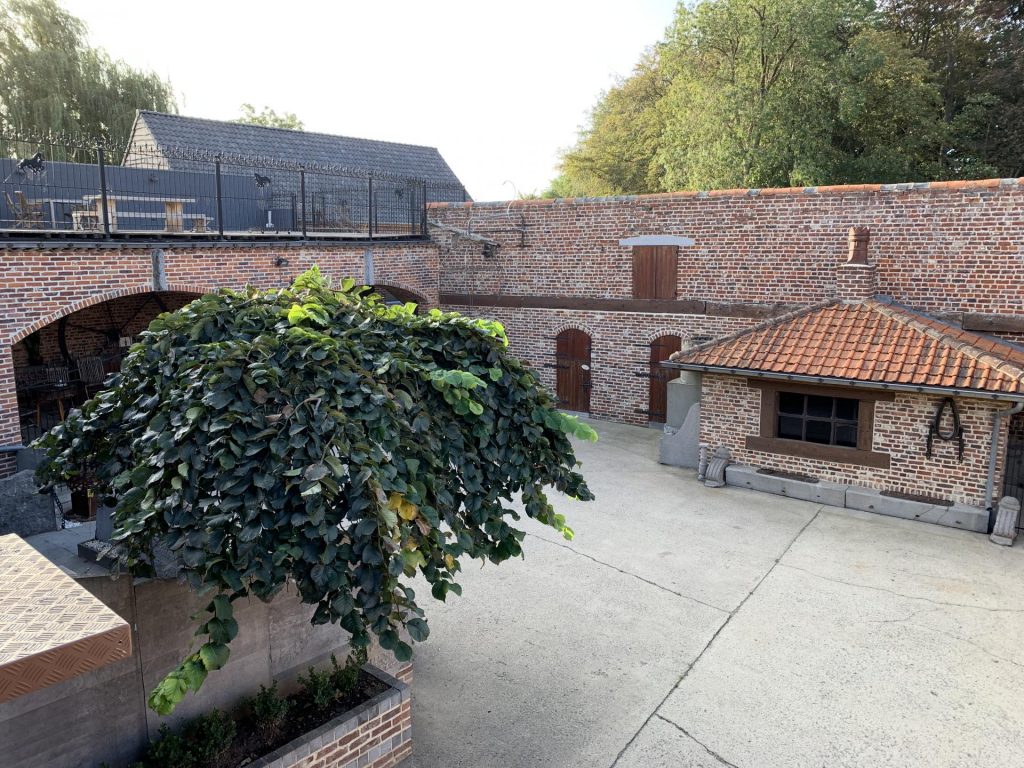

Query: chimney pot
<box><xmin>847</xmin><ymin>226</ymin><xmax>870</xmax><ymax>265</ymax></box>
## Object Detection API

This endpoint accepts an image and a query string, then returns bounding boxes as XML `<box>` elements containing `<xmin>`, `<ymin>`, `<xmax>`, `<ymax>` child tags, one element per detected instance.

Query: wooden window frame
<box><xmin>745</xmin><ymin>380</ymin><xmax>893</xmax><ymax>469</ymax></box>
<box><xmin>631</xmin><ymin>246</ymin><xmax>678</xmax><ymax>300</ymax></box>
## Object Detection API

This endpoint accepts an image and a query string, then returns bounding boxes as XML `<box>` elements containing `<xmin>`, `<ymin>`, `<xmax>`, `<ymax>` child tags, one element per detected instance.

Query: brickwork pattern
<box><xmin>254</xmin><ymin>664</ymin><xmax>413</xmax><ymax>768</ymax></box>
<box><xmin>698</xmin><ymin>373</ymin><xmax>1009</xmax><ymax>507</ymax></box>
<box><xmin>289</xmin><ymin>700</ymin><xmax>412</xmax><ymax>768</ymax></box>
<box><xmin>431</xmin><ymin>179</ymin><xmax>1024</xmax><ymax>316</ymax></box>
<box><xmin>0</xmin><ymin>242</ymin><xmax>437</xmax><ymax>466</ymax></box>
<box><xmin>444</xmin><ymin>304</ymin><xmax>752</xmax><ymax>425</ymax></box>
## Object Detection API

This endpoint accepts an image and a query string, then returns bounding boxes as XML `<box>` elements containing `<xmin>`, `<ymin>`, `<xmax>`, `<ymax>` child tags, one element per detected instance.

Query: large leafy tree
<box><xmin>36</xmin><ymin>269</ymin><xmax>595</xmax><ymax>714</ymax></box>
<box><xmin>553</xmin><ymin>0</ymin><xmax>1021</xmax><ymax>194</ymax></box>
<box><xmin>0</xmin><ymin>0</ymin><xmax>176</xmax><ymax>143</ymax></box>
<box><xmin>235</xmin><ymin>103</ymin><xmax>305</xmax><ymax>131</ymax></box>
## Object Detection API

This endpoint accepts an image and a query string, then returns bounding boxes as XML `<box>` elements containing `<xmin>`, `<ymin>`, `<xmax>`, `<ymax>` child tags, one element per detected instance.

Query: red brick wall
<box><xmin>698</xmin><ymin>373</ymin><xmax>1009</xmax><ymax>508</ymax></box>
<box><xmin>290</xmin><ymin>697</ymin><xmax>411</xmax><ymax>768</ymax></box>
<box><xmin>444</xmin><ymin>304</ymin><xmax>749</xmax><ymax>424</ymax></box>
<box><xmin>428</xmin><ymin>178</ymin><xmax>1024</xmax><ymax>436</ymax></box>
<box><xmin>430</xmin><ymin>178</ymin><xmax>1024</xmax><ymax>315</ymax></box>
<box><xmin>0</xmin><ymin>241</ymin><xmax>439</xmax><ymax>473</ymax></box>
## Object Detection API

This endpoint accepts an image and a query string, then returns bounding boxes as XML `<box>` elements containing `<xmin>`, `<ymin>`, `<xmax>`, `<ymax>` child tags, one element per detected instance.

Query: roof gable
<box><xmin>131</xmin><ymin>111</ymin><xmax>465</xmax><ymax>189</ymax></box>
<box><xmin>669</xmin><ymin>297</ymin><xmax>1024</xmax><ymax>397</ymax></box>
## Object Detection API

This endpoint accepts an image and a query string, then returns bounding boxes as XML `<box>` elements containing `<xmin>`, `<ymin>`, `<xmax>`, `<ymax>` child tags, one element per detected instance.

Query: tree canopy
<box><xmin>0</xmin><ymin>0</ymin><xmax>176</xmax><ymax>143</ymax></box>
<box><xmin>235</xmin><ymin>103</ymin><xmax>305</xmax><ymax>131</ymax></box>
<box><xmin>551</xmin><ymin>0</ymin><xmax>1023</xmax><ymax>195</ymax></box>
<box><xmin>36</xmin><ymin>269</ymin><xmax>595</xmax><ymax>714</ymax></box>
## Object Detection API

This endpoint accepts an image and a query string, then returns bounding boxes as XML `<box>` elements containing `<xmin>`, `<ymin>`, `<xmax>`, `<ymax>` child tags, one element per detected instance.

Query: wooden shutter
<box><xmin>632</xmin><ymin>246</ymin><xmax>678</xmax><ymax>299</ymax></box>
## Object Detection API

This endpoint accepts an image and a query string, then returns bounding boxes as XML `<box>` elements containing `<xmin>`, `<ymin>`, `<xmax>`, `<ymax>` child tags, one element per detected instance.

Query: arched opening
<box><xmin>13</xmin><ymin>290</ymin><xmax>200</xmax><ymax>442</ymax></box>
<box><xmin>371</xmin><ymin>284</ymin><xmax>426</xmax><ymax>312</ymax></box>
<box><xmin>648</xmin><ymin>335</ymin><xmax>682</xmax><ymax>424</ymax></box>
<box><xmin>555</xmin><ymin>329</ymin><xmax>591</xmax><ymax>413</ymax></box>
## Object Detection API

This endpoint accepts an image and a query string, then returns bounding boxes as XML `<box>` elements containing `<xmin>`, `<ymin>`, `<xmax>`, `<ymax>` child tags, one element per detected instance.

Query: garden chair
<box><xmin>75</xmin><ymin>356</ymin><xmax>107</xmax><ymax>398</ymax></box>
<box><xmin>4</xmin><ymin>191</ymin><xmax>45</xmax><ymax>228</ymax></box>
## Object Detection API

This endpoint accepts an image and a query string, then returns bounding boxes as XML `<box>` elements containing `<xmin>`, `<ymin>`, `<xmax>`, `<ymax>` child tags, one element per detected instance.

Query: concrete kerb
<box><xmin>724</xmin><ymin>464</ymin><xmax>988</xmax><ymax>533</ymax></box>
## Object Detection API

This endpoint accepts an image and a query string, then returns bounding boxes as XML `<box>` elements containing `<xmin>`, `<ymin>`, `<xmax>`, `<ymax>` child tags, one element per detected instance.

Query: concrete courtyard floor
<box><xmin>410</xmin><ymin>419</ymin><xmax>1024</xmax><ymax>768</ymax></box>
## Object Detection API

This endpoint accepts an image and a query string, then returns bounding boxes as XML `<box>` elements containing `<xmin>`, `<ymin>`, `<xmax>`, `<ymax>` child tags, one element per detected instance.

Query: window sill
<box><xmin>745</xmin><ymin>436</ymin><xmax>891</xmax><ymax>469</ymax></box>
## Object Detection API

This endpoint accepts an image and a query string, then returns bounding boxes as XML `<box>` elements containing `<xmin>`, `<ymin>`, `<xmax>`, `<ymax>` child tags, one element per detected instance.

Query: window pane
<box><xmin>778</xmin><ymin>392</ymin><xmax>804</xmax><ymax>415</ymax></box>
<box><xmin>835</xmin><ymin>424</ymin><xmax>858</xmax><ymax>447</ymax></box>
<box><xmin>806</xmin><ymin>395</ymin><xmax>833</xmax><ymax>418</ymax></box>
<box><xmin>778</xmin><ymin>415</ymin><xmax>803</xmax><ymax>440</ymax></box>
<box><xmin>805</xmin><ymin>420</ymin><xmax>832</xmax><ymax>444</ymax></box>
<box><xmin>835</xmin><ymin>398</ymin><xmax>859</xmax><ymax>421</ymax></box>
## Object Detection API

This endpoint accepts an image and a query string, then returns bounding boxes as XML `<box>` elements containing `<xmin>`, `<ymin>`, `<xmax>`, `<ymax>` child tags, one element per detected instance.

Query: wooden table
<box><xmin>26</xmin><ymin>197</ymin><xmax>85</xmax><ymax>229</ymax></box>
<box><xmin>79</xmin><ymin>195</ymin><xmax>198</xmax><ymax>232</ymax></box>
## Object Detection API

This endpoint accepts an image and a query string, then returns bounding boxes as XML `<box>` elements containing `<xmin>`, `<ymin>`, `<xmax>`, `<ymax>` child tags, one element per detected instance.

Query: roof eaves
<box><xmin>669</xmin><ymin>298</ymin><xmax>839</xmax><ymax>363</ymax></box>
<box><xmin>866</xmin><ymin>298</ymin><xmax>1024</xmax><ymax>384</ymax></box>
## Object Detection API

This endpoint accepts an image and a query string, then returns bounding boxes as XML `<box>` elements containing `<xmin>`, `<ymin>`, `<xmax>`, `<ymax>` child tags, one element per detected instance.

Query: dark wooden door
<box><xmin>556</xmin><ymin>329</ymin><xmax>591</xmax><ymax>412</ymax></box>
<box><xmin>648</xmin><ymin>335</ymin><xmax>682</xmax><ymax>423</ymax></box>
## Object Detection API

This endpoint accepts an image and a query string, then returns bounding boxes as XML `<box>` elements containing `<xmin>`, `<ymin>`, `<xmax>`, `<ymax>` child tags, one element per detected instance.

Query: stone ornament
<box><xmin>990</xmin><ymin>496</ymin><xmax>1021</xmax><ymax>546</ymax></box>
<box><xmin>704</xmin><ymin>446</ymin><xmax>732</xmax><ymax>488</ymax></box>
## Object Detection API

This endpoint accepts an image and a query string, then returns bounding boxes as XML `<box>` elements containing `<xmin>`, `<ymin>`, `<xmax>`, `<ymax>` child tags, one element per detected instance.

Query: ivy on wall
<box><xmin>36</xmin><ymin>268</ymin><xmax>595</xmax><ymax>714</ymax></box>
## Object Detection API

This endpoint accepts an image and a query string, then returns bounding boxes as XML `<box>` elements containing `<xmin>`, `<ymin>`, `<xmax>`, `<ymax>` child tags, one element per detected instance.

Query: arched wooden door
<box><xmin>648</xmin><ymin>335</ymin><xmax>682</xmax><ymax>423</ymax></box>
<box><xmin>555</xmin><ymin>329</ymin><xmax>591</xmax><ymax>413</ymax></box>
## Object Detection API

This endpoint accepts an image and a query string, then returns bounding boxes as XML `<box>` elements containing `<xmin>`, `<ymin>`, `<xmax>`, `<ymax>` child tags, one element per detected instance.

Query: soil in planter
<box><xmin>756</xmin><ymin>467</ymin><xmax>819</xmax><ymax>484</ymax></box>
<box><xmin>880</xmin><ymin>489</ymin><xmax>953</xmax><ymax>507</ymax></box>
<box><xmin>139</xmin><ymin>668</ymin><xmax>390</xmax><ymax>768</ymax></box>
<box><xmin>221</xmin><ymin>670</ymin><xmax>389</xmax><ymax>768</ymax></box>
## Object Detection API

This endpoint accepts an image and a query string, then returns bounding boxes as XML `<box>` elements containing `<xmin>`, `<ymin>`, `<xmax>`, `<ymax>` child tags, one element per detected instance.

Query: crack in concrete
<box><xmin>777</xmin><ymin>563</ymin><xmax>1024</xmax><ymax>614</ymax></box>
<box><xmin>866</xmin><ymin>613</ymin><xmax>1024</xmax><ymax>672</ymax></box>
<box><xmin>526</xmin><ymin>532</ymin><xmax>731</xmax><ymax>615</ymax></box>
<box><xmin>606</xmin><ymin>505</ymin><xmax>825</xmax><ymax>768</ymax></box>
<box><xmin>654</xmin><ymin>714</ymin><xmax>742</xmax><ymax>768</ymax></box>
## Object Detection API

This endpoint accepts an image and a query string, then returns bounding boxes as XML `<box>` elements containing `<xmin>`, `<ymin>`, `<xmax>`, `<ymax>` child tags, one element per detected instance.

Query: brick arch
<box><xmin>551</xmin><ymin>320</ymin><xmax>597</xmax><ymax>339</ymax></box>
<box><xmin>644</xmin><ymin>327</ymin><xmax>686</xmax><ymax>344</ymax></box>
<box><xmin>372</xmin><ymin>283</ymin><xmax>430</xmax><ymax>308</ymax></box>
<box><xmin>8</xmin><ymin>283</ymin><xmax>214</xmax><ymax>344</ymax></box>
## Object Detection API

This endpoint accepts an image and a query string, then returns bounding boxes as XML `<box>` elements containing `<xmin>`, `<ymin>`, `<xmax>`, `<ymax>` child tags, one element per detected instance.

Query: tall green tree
<box><xmin>879</xmin><ymin>0</ymin><xmax>1024</xmax><ymax>176</ymax></box>
<box><xmin>555</xmin><ymin>49</ymin><xmax>668</xmax><ymax>196</ymax></box>
<box><xmin>0</xmin><ymin>0</ymin><xmax>176</xmax><ymax>144</ymax></box>
<box><xmin>236</xmin><ymin>103</ymin><xmax>305</xmax><ymax>131</ymax></box>
<box><xmin>552</xmin><ymin>0</ymin><xmax>1022</xmax><ymax>194</ymax></box>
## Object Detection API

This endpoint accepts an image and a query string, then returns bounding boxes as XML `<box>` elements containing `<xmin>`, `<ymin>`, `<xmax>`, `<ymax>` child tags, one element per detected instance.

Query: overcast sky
<box><xmin>60</xmin><ymin>0</ymin><xmax>678</xmax><ymax>201</ymax></box>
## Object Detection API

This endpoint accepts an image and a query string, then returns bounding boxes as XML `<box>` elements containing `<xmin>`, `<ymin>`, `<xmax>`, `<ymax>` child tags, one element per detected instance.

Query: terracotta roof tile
<box><xmin>669</xmin><ymin>298</ymin><xmax>1024</xmax><ymax>397</ymax></box>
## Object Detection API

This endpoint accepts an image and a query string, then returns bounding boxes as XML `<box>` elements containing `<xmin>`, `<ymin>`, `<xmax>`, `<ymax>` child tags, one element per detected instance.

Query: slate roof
<box><xmin>128</xmin><ymin>111</ymin><xmax>467</xmax><ymax>190</ymax></box>
<box><xmin>668</xmin><ymin>297</ymin><xmax>1024</xmax><ymax>398</ymax></box>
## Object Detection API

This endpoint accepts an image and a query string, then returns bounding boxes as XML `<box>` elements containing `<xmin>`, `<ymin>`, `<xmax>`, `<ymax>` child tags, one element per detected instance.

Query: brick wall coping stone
<box><xmin>245</xmin><ymin>663</ymin><xmax>410</xmax><ymax>768</ymax></box>
<box><xmin>427</xmin><ymin>176</ymin><xmax>1024</xmax><ymax>209</ymax></box>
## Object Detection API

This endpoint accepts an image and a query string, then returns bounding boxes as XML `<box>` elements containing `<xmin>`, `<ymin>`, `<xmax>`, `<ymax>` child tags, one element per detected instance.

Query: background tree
<box><xmin>552</xmin><ymin>0</ymin><xmax>1022</xmax><ymax>194</ymax></box>
<box><xmin>236</xmin><ymin>103</ymin><xmax>305</xmax><ymax>131</ymax></box>
<box><xmin>36</xmin><ymin>270</ymin><xmax>595</xmax><ymax>714</ymax></box>
<box><xmin>0</xmin><ymin>0</ymin><xmax>176</xmax><ymax>144</ymax></box>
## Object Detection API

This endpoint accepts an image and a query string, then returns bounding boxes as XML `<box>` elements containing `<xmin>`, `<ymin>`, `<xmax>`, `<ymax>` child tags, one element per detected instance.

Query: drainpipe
<box><xmin>985</xmin><ymin>401</ymin><xmax>1024</xmax><ymax>532</ymax></box>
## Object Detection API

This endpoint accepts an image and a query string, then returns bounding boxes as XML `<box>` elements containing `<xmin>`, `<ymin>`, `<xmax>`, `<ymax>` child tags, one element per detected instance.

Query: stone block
<box><xmin>990</xmin><ymin>496</ymin><xmax>1021</xmax><ymax>546</ymax></box>
<box><xmin>845</xmin><ymin>487</ymin><xmax>987</xmax><ymax>533</ymax></box>
<box><xmin>659</xmin><ymin>403</ymin><xmax>700</xmax><ymax>468</ymax></box>
<box><xmin>0</xmin><ymin>470</ymin><xmax>57</xmax><ymax>537</ymax></box>
<box><xmin>724</xmin><ymin>464</ymin><xmax>846</xmax><ymax>506</ymax></box>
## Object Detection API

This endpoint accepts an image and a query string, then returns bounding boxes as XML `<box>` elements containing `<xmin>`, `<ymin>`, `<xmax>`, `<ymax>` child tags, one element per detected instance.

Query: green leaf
<box><xmin>406</xmin><ymin>618</ymin><xmax>429</xmax><ymax>642</ymax></box>
<box><xmin>287</xmin><ymin>304</ymin><xmax>309</xmax><ymax>324</ymax></box>
<box><xmin>304</xmin><ymin>463</ymin><xmax>329</xmax><ymax>482</ymax></box>
<box><xmin>199</xmin><ymin>642</ymin><xmax>230</xmax><ymax>671</ymax></box>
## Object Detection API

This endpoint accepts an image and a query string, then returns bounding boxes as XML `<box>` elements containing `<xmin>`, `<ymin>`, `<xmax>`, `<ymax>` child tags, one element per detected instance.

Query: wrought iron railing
<box><xmin>0</xmin><ymin>131</ymin><xmax>467</xmax><ymax>240</ymax></box>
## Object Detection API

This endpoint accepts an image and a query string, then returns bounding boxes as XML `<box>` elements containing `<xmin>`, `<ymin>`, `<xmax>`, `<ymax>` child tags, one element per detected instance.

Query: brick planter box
<box><xmin>247</xmin><ymin>664</ymin><xmax>411</xmax><ymax>768</ymax></box>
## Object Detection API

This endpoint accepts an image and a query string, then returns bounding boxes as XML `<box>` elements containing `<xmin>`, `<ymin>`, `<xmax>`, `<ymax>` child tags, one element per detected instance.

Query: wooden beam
<box><xmin>961</xmin><ymin>313</ymin><xmax>1024</xmax><ymax>335</ymax></box>
<box><xmin>438</xmin><ymin>293</ymin><xmax>801</xmax><ymax>319</ymax></box>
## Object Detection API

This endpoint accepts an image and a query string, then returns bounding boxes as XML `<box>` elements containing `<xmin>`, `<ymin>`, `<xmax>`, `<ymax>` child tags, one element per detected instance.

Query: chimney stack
<box><xmin>847</xmin><ymin>226</ymin><xmax>870</xmax><ymax>264</ymax></box>
<box><xmin>836</xmin><ymin>226</ymin><xmax>877</xmax><ymax>301</ymax></box>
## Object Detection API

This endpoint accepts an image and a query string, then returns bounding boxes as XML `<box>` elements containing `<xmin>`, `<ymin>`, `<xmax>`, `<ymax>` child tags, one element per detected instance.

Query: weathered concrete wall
<box><xmin>0</xmin><ymin>575</ymin><xmax>357</xmax><ymax>768</ymax></box>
